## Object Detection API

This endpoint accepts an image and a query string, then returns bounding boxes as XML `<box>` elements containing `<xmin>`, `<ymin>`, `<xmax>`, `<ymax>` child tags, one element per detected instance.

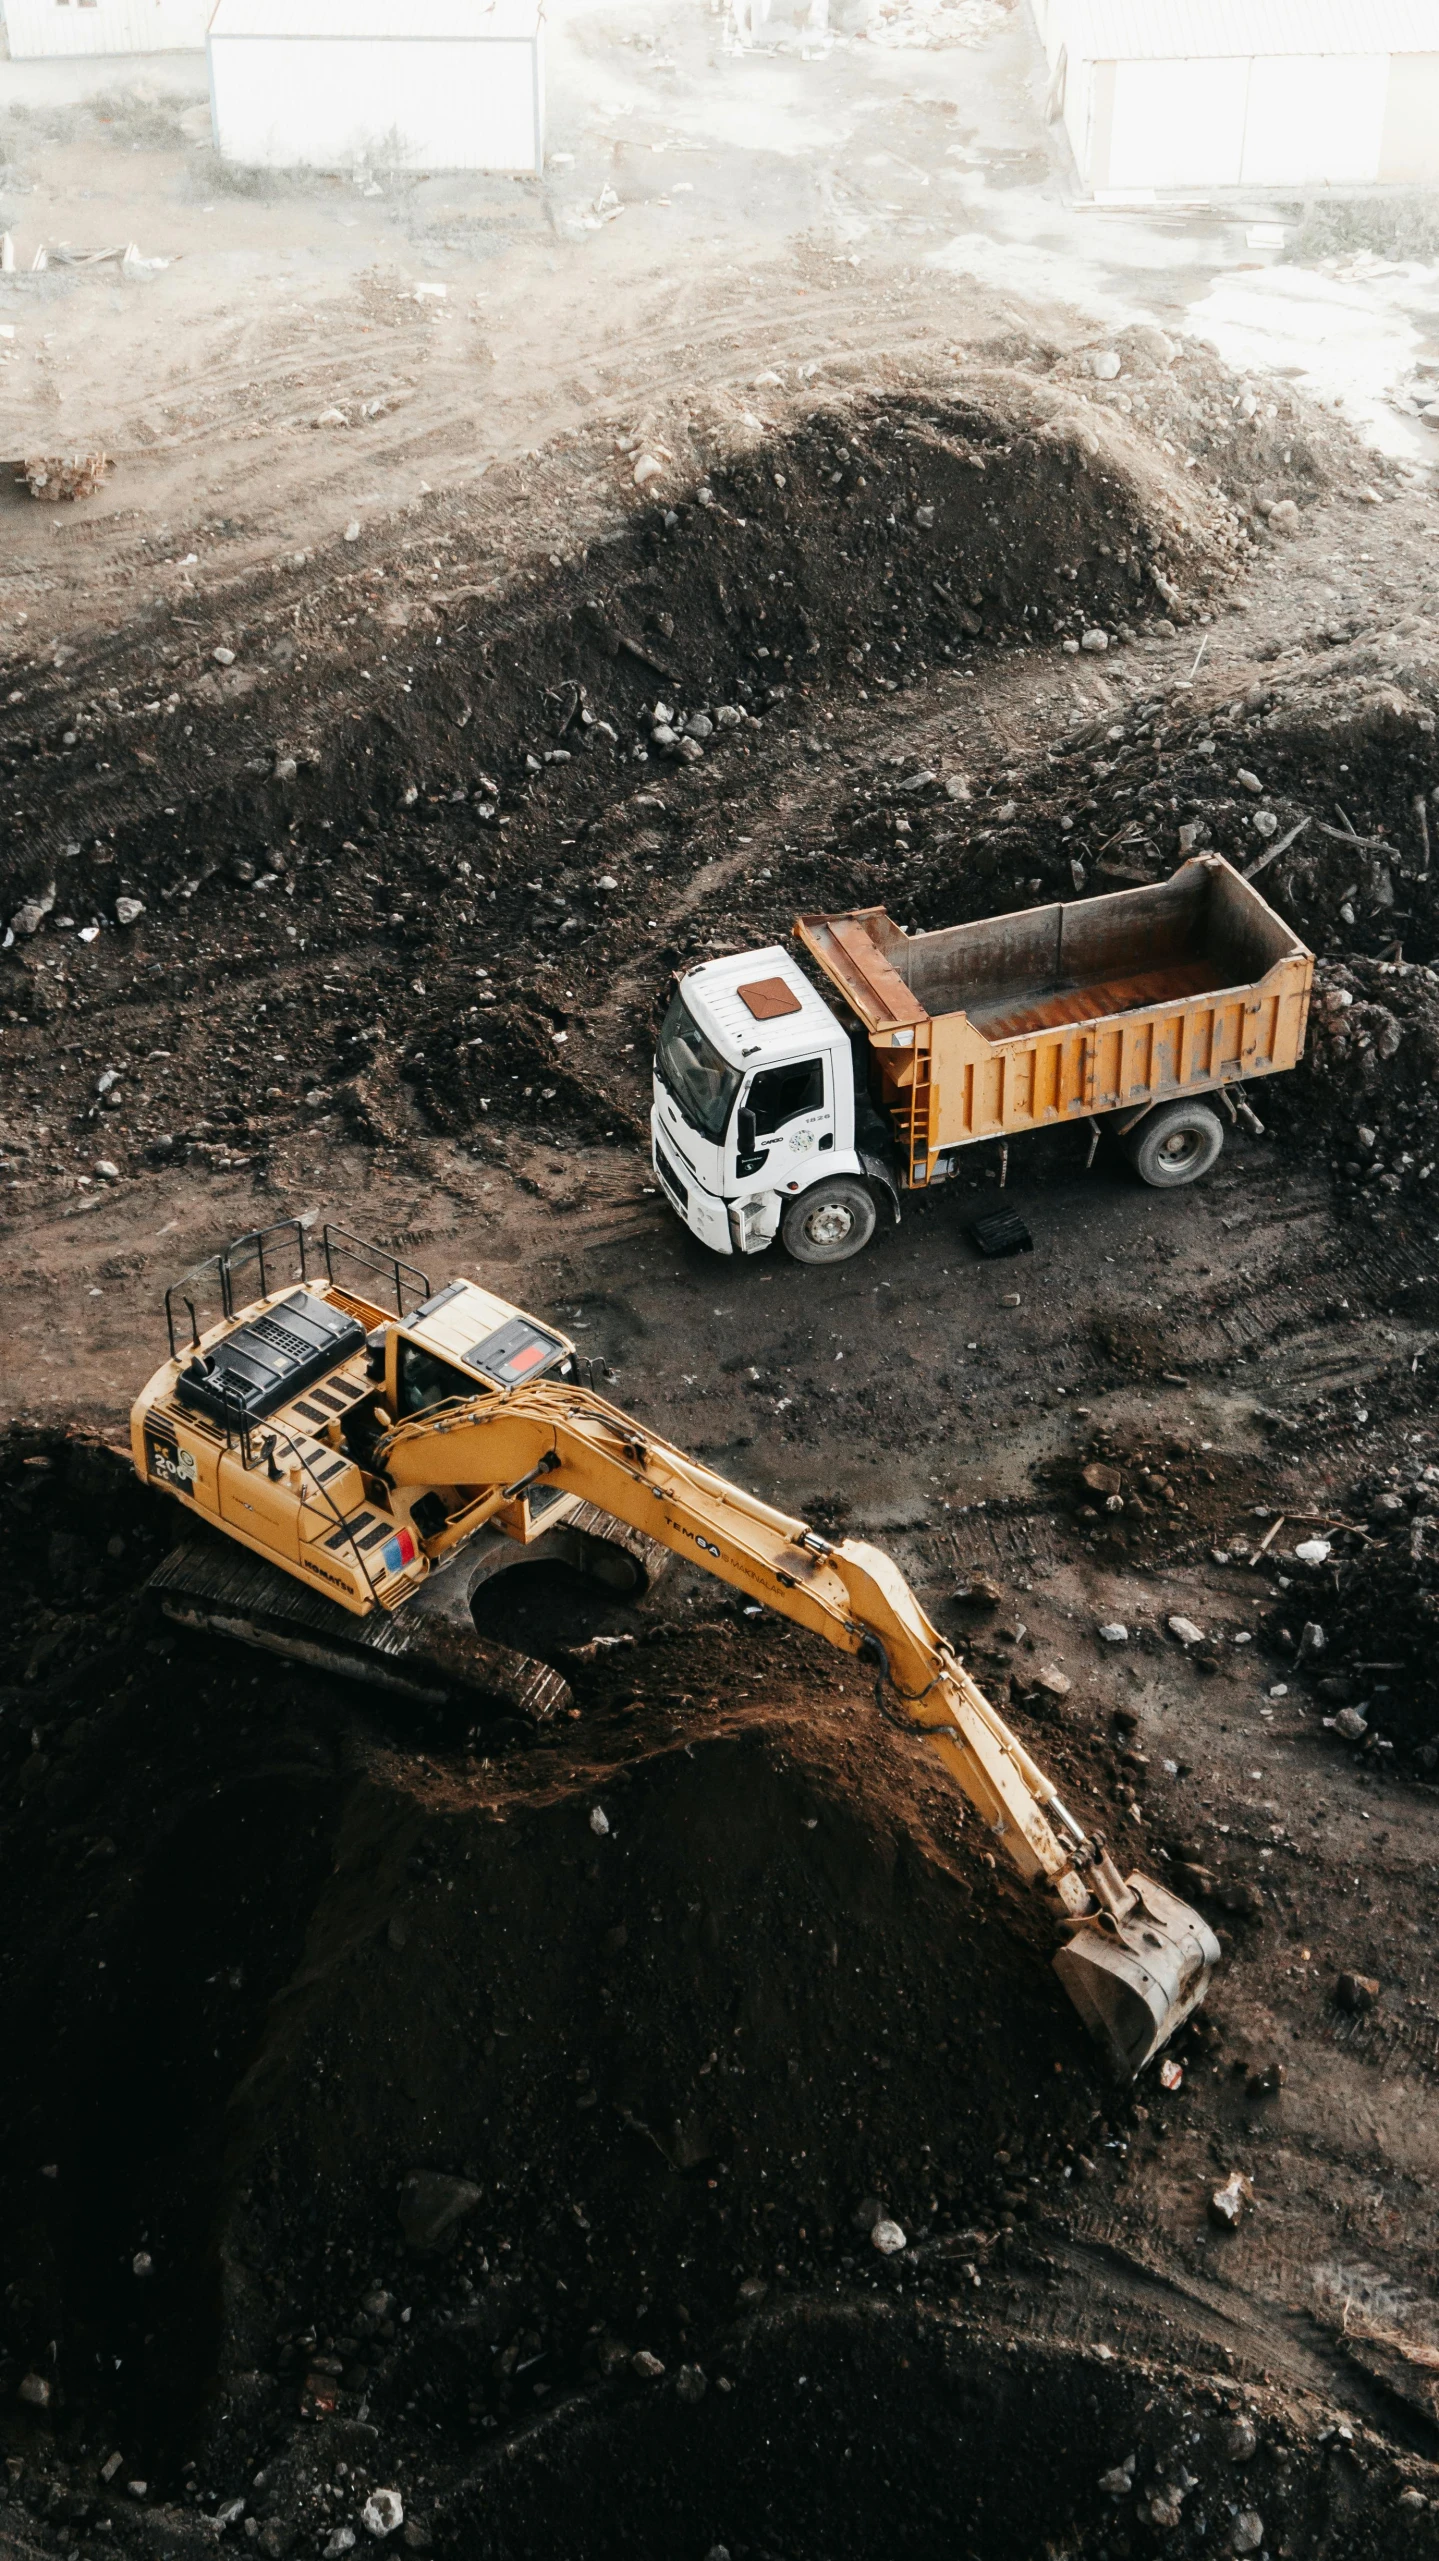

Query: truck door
<box><xmin>735</xmin><ymin>1055</ymin><xmax>832</xmax><ymax>1187</ymax></box>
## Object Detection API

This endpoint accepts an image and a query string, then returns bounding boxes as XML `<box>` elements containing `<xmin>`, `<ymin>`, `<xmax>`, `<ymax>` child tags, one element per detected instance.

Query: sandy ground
<box><xmin>2</xmin><ymin>0</ymin><xmax>1436</xmax><ymax>668</ymax></box>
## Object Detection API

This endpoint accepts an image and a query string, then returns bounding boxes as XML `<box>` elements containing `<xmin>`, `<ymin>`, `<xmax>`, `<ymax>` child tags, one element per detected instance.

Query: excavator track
<box><xmin>149</xmin><ymin>1538</ymin><xmax>572</xmax><ymax>1722</ymax></box>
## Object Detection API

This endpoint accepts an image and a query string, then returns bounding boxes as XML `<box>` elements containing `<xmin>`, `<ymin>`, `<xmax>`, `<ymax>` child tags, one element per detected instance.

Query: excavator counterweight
<box><xmin>132</xmin><ymin>1220</ymin><xmax>1218</xmax><ymax>2078</ymax></box>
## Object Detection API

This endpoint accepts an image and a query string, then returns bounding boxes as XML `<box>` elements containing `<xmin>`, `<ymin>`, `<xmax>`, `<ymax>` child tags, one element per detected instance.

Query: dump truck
<box><xmin>651</xmin><ymin>851</ymin><xmax>1313</xmax><ymax>1263</ymax></box>
<box><xmin>133</xmin><ymin>1219</ymin><xmax>1219</xmax><ymax>2077</ymax></box>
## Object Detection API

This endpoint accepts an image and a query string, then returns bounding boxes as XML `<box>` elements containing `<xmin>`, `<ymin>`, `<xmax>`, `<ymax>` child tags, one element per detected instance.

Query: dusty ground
<box><xmin>5</xmin><ymin>18</ymin><xmax>1439</xmax><ymax>2561</ymax></box>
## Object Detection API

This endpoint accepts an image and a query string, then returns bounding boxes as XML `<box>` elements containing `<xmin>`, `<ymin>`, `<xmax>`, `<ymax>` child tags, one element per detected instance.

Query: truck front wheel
<box><xmin>780</xmin><ymin>1178</ymin><xmax>877</xmax><ymax>1264</ymax></box>
<box><xmin>1125</xmin><ymin>1099</ymin><xmax>1225</xmax><ymax>1188</ymax></box>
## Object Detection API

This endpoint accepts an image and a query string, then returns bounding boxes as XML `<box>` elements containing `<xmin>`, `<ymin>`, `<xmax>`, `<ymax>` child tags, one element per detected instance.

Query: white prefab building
<box><xmin>4</xmin><ymin>0</ymin><xmax>212</xmax><ymax>53</ymax></box>
<box><xmin>207</xmin><ymin>0</ymin><xmax>545</xmax><ymax>176</ymax></box>
<box><xmin>1031</xmin><ymin>0</ymin><xmax>1439</xmax><ymax>193</ymax></box>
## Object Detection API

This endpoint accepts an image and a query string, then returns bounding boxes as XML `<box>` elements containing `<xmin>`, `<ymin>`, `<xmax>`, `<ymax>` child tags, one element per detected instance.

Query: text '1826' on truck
<box><xmin>651</xmin><ymin>852</ymin><xmax>1313</xmax><ymax>1264</ymax></box>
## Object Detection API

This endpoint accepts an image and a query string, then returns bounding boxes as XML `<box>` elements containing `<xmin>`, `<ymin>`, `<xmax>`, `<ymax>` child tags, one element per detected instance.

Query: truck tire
<box><xmin>1125</xmin><ymin>1099</ymin><xmax>1225</xmax><ymax>1188</ymax></box>
<box><xmin>780</xmin><ymin>1178</ymin><xmax>877</xmax><ymax>1265</ymax></box>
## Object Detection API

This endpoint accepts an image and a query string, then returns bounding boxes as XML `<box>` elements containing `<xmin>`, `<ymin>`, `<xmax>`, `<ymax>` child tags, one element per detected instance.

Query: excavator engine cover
<box><xmin>176</xmin><ymin>1291</ymin><xmax>366</xmax><ymax>1426</ymax></box>
<box><xmin>1052</xmin><ymin>1874</ymin><xmax>1220</xmax><ymax>2080</ymax></box>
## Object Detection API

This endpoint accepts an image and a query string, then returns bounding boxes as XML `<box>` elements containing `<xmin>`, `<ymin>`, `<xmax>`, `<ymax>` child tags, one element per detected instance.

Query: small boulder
<box><xmin>397</xmin><ymin>2170</ymin><xmax>482</xmax><ymax>2250</ymax></box>
<box><xmin>1209</xmin><ymin>2170</ymin><xmax>1253</xmax><ymax>2229</ymax></box>
<box><xmin>361</xmin><ymin>2489</ymin><xmax>403</xmax><ymax>2540</ymax></box>
<box><xmin>1336</xmin><ymin>1971</ymin><xmax>1380</xmax><ymax>2014</ymax></box>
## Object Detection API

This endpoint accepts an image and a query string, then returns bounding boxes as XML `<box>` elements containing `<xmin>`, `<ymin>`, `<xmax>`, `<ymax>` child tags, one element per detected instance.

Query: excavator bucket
<box><xmin>1052</xmin><ymin>1874</ymin><xmax>1220</xmax><ymax>2080</ymax></box>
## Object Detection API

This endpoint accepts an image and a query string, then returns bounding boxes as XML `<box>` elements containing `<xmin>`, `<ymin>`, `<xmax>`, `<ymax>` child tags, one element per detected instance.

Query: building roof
<box><xmin>209</xmin><ymin>0</ymin><xmax>540</xmax><ymax>37</ymax></box>
<box><xmin>1055</xmin><ymin>0</ymin><xmax>1439</xmax><ymax>57</ymax></box>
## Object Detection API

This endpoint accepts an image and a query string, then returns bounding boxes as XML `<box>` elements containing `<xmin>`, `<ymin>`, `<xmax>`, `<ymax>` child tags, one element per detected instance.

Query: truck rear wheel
<box><xmin>1125</xmin><ymin>1100</ymin><xmax>1225</xmax><ymax>1188</ymax></box>
<box><xmin>780</xmin><ymin>1178</ymin><xmax>877</xmax><ymax>1265</ymax></box>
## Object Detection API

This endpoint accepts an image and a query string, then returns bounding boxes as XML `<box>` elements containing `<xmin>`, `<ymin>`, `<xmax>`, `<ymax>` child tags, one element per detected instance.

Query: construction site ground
<box><xmin>6</xmin><ymin>15</ymin><xmax>1439</xmax><ymax>2561</ymax></box>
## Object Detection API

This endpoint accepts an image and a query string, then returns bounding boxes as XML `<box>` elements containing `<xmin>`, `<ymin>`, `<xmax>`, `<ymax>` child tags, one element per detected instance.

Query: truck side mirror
<box><xmin>737</xmin><ymin>1107</ymin><xmax>757</xmax><ymax>1155</ymax></box>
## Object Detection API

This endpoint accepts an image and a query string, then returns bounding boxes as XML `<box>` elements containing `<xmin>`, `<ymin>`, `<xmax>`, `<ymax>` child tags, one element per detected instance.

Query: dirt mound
<box><xmin>0</xmin><ymin>1431</ymin><xmax>1116</xmax><ymax>2500</ymax></box>
<box><xmin>214</xmin><ymin>1704</ymin><xmax>1105</xmax><ymax>2440</ymax></box>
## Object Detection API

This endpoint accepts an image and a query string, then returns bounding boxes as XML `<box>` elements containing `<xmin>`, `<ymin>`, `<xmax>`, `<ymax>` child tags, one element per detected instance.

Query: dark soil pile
<box><xmin>0</xmin><ymin>1429</ymin><xmax>1134</xmax><ymax>2549</ymax></box>
<box><xmin>1320</xmin><ymin>1462</ymin><xmax>1439</xmax><ymax>1767</ymax></box>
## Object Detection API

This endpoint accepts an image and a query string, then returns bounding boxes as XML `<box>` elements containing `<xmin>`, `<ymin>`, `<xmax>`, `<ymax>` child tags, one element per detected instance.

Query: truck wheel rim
<box><xmin>805</xmin><ymin>1202</ymin><xmax>854</xmax><ymax>1244</ymax></box>
<box><xmin>1159</xmin><ymin>1129</ymin><xmax>1203</xmax><ymax>1167</ymax></box>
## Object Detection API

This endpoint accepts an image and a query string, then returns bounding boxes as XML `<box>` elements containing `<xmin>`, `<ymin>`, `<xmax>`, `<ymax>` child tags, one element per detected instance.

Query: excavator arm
<box><xmin>376</xmin><ymin>1380</ymin><xmax>1218</xmax><ymax>2077</ymax></box>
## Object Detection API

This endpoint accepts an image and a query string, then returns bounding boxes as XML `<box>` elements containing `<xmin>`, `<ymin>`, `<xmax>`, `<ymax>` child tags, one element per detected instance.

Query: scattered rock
<box><xmin>1209</xmin><ymin>2170</ymin><xmax>1254</xmax><ymax>2229</ymax></box>
<box><xmin>1330</xmin><ymin>1706</ymin><xmax>1368</xmax><ymax>1741</ymax></box>
<box><xmin>11</xmin><ymin>887</ymin><xmax>55</xmax><ymax>937</ymax></box>
<box><xmin>633</xmin><ymin>455</ymin><xmax>665</xmax><ymax>488</ymax></box>
<box><xmin>1224</xmin><ymin>2415</ymin><xmax>1258</xmax><ymax>2461</ymax></box>
<box><xmin>1098</xmin><ymin>1623</ymin><xmax>1129</xmax><ymax>1644</ymax></box>
<box><xmin>1032</xmin><ymin>1665</ymin><xmax>1073</xmax><ymax>1701</ymax></box>
<box><xmin>94</xmin><ymin>1159</ymin><xmax>121</xmax><ymax>1181</ymax></box>
<box><xmin>212</xmin><ymin>646</ymin><xmax>236</xmax><ymax>667</ymax></box>
<box><xmin>1098</xmin><ymin>2454</ymin><xmax>1136</xmax><ymax>2496</ymax></box>
<box><xmin>589</xmin><ymin>1806</ymin><xmax>610</xmax><ymax>1836</ymax></box>
<box><xmin>18</xmin><ymin>2372</ymin><xmax>50</xmax><ymax>2409</ymax></box>
<box><xmin>1080</xmin><ymin>629</ymin><xmax>1109</xmax><ymax>654</ymax></box>
<box><xmin>114</xmin><ymin>897</ymin><xmax>145</xmax><ymax>927</ymax></box>
<box><xmin>1081</xmin><ymin>1462</ymin><xmax>1122</xmax><ymax>1499</ymax></box>
<box><xmin>1336</xmin><ymin>1970</ymin><xmax>1380</xmax><ymax>2013</ymax></box>
<box><xmin>361</xmin><ymin>2489</ymin><xmax>403</xmax><ymax>2539</ymax></box>
<box><xmin>397</xmin><ymin>2170</ymin><xmax>482</xmax><ymax>2250</ymax></box>
<box><xmin>957</xmin><ymin>1572</ymin><xmax>1004</xmax><ymax>1608</ymax></box>
<box><xmin>632</xmin><ymin>2350</ymin><xmax>666</xmax><ymax>2380</ymax></box>
<box><xmin>871</xmin><ymin>2216</ymin><xmax>907</xmax><ymax>2255</ymax></box>
<box><xmin>1231</xmin><ymin>2512</ymin><xmax>1264</xmax><ymax>2556</ymax></box>
<box><xmin>675</xmin><ymin>2364</ymin><xmax>708</xmax><ymax>2404</ymax></box>
<box><xmin>323</xmin><ymin>2532</ymin><xmax>357</xmax><ymax>2558</ymax></box>
<box><xmin>1088</xmin><ymin>350</ymin><xmax>1121</xmax><ymax>381</ymax></box>
<box><xmin>1168</xmin><ymin>1616</ymin><xmax>1205</xmax><ymax>1647</ymax></box>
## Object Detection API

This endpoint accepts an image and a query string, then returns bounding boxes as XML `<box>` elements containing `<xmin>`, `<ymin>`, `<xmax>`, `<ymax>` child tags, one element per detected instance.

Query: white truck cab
<box><xmin>651</xmin><ymin>947</ymin><xmax>899</xmax><ymax>1263</ymax></box>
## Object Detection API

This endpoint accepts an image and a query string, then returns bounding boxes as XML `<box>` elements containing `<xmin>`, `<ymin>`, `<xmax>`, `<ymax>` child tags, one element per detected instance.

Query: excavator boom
<box><xmin>376</xmin><ymin>1381</ymin><xmax>1218</xmax><ymax>2077</ymax></box>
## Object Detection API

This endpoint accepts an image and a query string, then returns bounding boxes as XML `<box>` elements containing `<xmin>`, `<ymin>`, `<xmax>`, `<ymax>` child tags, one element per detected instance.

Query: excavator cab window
<box><xmin>396</xmin><ymin>1340</ymin><xmax>481</xmax><ymax>1420</ymax></box>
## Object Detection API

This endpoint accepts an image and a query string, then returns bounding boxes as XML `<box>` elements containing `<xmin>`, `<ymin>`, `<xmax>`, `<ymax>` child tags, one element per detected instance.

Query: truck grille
<box><xmin>654</xmin><ymin>1142</ymin><xmax>687</xmax><ymax>1211</ymax></box>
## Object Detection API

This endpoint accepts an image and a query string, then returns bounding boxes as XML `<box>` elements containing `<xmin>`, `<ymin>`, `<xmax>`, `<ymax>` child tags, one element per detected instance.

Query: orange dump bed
<box><xmin>797</xmin><ymin>854</ymin><xmax>1312</xmax><ymax>1189</ymax></box>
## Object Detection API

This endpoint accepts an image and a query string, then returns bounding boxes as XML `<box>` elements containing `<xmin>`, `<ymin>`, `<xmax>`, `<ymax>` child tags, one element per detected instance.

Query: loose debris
<box><xmin>18</xmin><ymin>451</ymin><xmax>112</xmax><ymax>503</ymax></box>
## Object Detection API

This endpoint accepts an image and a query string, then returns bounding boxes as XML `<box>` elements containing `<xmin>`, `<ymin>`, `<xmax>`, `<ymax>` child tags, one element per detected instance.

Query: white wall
<box><xmin>1106</xmin><ymin>57</ymin><xmax>1249</xmax><ymax>188</ymax></box>
<box><xmin>5</xmin><ymin>0</ymin><xmax>212</xmax><ymax>56</ymax></box>
<box><xmin>1091</xmin><ymin>50</ymin><xmax>1397</xmax><ymax>189</ymax></box>
<box><xmin>1241</xmin><ymin>54</ymin><xmax>1389</xmax><ymax>184</ymax></box>
<box><xmin>208</xmin><ymin>31</ymin><xmax>544</xmax><ymax>174</ymax></box>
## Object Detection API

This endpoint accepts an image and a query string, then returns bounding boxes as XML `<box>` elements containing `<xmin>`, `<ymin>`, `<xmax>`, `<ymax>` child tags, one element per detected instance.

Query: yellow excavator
<box><xmin>132</xmin><ymin>1220</ymin><xmax>1218</xmax><ymax>2079</ymax></box>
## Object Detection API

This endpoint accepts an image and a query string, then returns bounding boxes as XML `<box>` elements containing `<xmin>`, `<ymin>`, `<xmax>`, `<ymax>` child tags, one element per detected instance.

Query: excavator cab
<box><xmin>133</xmin><ymin>1220</ymin><xmax>669</xmax><ymax>1720</ymax></box>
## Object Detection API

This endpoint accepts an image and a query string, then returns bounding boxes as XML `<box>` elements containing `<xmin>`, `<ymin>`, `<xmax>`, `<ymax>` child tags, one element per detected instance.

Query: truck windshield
<box><xmin>655</xmin><ymin>988</ymin><xmax>741</xmax><ymax>1143</ymax></box>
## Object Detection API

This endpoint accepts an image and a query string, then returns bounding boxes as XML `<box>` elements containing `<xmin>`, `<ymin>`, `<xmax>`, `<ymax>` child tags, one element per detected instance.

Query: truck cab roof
<box><xmin>678</xmin><ymin>945</ymin><xmax>840</xmax><ymax>1069</ymax></box>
